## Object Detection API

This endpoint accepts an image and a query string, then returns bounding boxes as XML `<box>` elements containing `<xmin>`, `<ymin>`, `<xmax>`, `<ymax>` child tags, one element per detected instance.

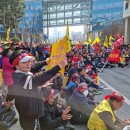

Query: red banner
<box><xmin>108</xmin><ymin>48</ymin><xmax>120</xmax><ymax>62</ymax></box>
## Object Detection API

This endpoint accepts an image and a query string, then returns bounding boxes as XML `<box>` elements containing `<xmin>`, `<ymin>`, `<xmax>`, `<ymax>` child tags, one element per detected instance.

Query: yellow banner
<box><xmin>46</xmin><ymin>36</ymin><xmax>68</xmax><ymax>76</ymax></box>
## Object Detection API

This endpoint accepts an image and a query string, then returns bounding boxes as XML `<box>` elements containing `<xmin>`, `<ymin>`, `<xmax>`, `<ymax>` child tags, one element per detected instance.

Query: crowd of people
<box><xmin>0</xmin><ymin>40</ymin><xmax>130</xmax><ymax>130</ymax></box>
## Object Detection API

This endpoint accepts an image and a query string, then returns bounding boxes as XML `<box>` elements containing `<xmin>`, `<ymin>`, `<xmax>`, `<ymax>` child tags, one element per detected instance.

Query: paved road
<box><xmin>100</xmin><ymin>67</ymin><xmax>130</xmax><ymax>99</ymax></box>
<box><xmin>10</xmin><ymin>66</ymin><xmax>130</xmax><ymax>130</ymax></box>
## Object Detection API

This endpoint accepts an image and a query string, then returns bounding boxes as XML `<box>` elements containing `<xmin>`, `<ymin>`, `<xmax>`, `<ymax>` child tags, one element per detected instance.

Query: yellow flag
<box><xmin>104</xmin><ymin>36</ymin><xmax>109</xmax><ymax>48</ymax></box>
<box><xmin>46</xmin><ymin>36</ymin><xmax>68</xmax><ymax>76</ymax></box>
<box><xmin>92</xmin><ymin>37</ymin><xmax>100</xmax><ymax>46</ymax></box>
<box><xmin>66</xmin><ymin>22</ymin><xmax>71</xmax><ymax>52</ymax></box>
<box><xmin>6</xmin><ymin>27</ymin><xmax>10</xmax><ymax>41</ymax></box>
<box><xmin>95</xmin><ymin>75</ymin><xmax>100</xmax><ymax>85</ymax></box>
<box><xmin>84</xmin><ymin>41</ymin><xmax>89</xmax><ymax>45</ymax></box>
<box><xmin>1</xmin><ymin>41</ymin><xmax>8</xmax><ymax>44</ymax></box>
<box><xmin>0</xmin><ymin>69</ymin><xmax>2</xmax><ymax>87</ymax></box>
<box><xmin>109</xmin><ymin>35</ymin><xmax>114</xmax><ymax>46</ymax></box>
<box><xmin>88</xmin><ymin>32</ymin><xmax>92</xmax><ymax>43</ymax></box>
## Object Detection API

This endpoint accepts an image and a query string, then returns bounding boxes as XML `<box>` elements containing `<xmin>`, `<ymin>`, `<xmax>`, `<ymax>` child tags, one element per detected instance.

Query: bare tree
<box><xmin>101</xmin><ymin>22</ymin><xmax>125</xmax><ymax>39</ymax></box>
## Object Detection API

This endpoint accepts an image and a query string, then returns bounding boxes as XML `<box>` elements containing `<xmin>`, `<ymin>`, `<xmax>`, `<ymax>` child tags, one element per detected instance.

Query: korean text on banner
<box><xmin>46</xmin><ymin>36</ymin><xmax>68</xmax><ymax>76</ymax></box>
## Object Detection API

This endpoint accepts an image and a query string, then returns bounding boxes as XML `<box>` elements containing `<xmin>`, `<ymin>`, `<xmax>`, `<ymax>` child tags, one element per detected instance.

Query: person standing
<box><xmin>9</xmin><ymin>50</ymin><xmax>67</xmax><ymax>130</ymax></box>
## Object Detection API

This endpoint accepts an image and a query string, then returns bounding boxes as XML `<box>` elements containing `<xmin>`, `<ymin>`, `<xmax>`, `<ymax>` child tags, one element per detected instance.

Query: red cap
<box><xmin>12</xmin><ymin>53</ymin><xmax>28</xmax><ymax>66</ymax></box>
<box><xmin>105</xmin><ymin>92</ymin><xmax>124</xmax><ymax>102</ymax></box>
<box><xmin>72</xmin><ymin>73</ymin><xmax>80</xmax><ymax>80</ymax></box>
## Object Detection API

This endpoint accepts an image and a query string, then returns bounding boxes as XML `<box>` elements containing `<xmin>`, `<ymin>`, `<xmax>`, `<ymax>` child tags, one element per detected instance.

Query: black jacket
<box><xmin>68</xmin><ymin>91</ymin><xmax>94</xmax><ymax>114</ymax></box>
<box><xmin>31</xmin><ymin>61</ymin><xmax>47</xmax><ymax>74</ymax></box>
<box><xmin>39</xmin><ymin>102</ymin><xmax>68</xmax><ymax>130</ymax></box>
<box><xmin>80</xmin><ymin>74</ymin><xmax>99</xmax><ymax>89</ymax></box>
<box><xmin>52</xmin><ymin>76</ymin><xmax>63</xmax><ymax>91</ymax></box>
<box><xmin>12</xmin><ymin>64</ymin><xmax>60</xmax><ymax>117</ymax></box>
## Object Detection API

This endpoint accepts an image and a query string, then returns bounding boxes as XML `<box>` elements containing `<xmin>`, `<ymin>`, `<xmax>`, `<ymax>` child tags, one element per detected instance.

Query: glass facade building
<box><xmin>19</xmin><ymin>0</ymin><xmax>43</xmax><ymax>34</ymax></box>
<box><xmin>43</xmin><ymin>0</ymin><xmax>92</xmax><ymax>27</ymax></box>
<box><xmin>92</xmin><ymin>0</ymin><xmax>123</xmax><ymax>31</ymax></box>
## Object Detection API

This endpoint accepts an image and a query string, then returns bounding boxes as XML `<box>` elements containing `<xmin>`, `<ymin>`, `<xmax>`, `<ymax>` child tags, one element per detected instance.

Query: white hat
<box><xmin>19</xmin><ymin>55</ymin><xmax>35</xmax><ymax>63</ymax></box>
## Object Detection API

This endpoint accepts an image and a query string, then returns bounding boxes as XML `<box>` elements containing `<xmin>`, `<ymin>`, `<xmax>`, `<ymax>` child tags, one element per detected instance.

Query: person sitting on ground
<box><xmin>68</xmin><ymin>61</ymin><xmax>79</xmax><ymax>80</ymax></box>
<box><xmin>39</xmin><ymin>88</ymin><xmax>75</xmax><ymax>130</ymax></box>
<box><xmin>65</xmin><ymin>73</ymin><xmax>80</xmax><ymax>100</ymax></box>
<box><xmin>87</xmin><ymin>92</ymin><xmax>130</xmax><ymax>130</ymax></box>
<box><xmin>65</xmin><ymin>57</ymin><xmax>72</xmax><ymax>72</ymax></box>
<box><xmin>78</xmin><ymin>56</ymin><xmax>85</xmax><ymax>68</ymax></box>
<box><xmin>0</xmin><ymin>93</ymin><xmax>18</xmax><ymax>130</ymax></box>
<box><xmin>68</xmin><ymin>83</ymin><xmax>95</xmax><ymax>124</ymax></box>
<box><xmin>54</xmin><ymin>89</ymin><xmax>67</xmax><ymax>110</ymax></box>
<box><xmin>68</xmin><ymin>82</ymin><xmax>96</xmax><ymax>111</ymax></box>
<box><xmin>119</xmin><ymin>54</ymin><xmax>126</xmax><ymax>68</ymax></box>
<box><xmin>78</xmin><ymin>66</ymin><xmax>103</xmax><ymax>91</ymax></box>
<box><xmin>94</xmin><ymin>56</ymin><xmax>105</xmax><ymax>68</ymax></box>
<box><xmin>82</xmin><ymin>53</ymin><xmax>97</xmax><ymax>72</ymax></box>
<box><xmin>52</xmin><ymin>72</ymin><xmax>63</xmax><ymax>91</ymax></box>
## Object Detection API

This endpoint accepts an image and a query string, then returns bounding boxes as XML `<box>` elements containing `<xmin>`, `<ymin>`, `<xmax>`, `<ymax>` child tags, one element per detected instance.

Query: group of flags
<box><xmin>85</xmin><ymin>32</ymin><xmax>115</xmax><ymax>48</ymax></box>
<box><xmin>83</xmin><ymin>32</ymin><xmax>124</xmax><ymax>63</ymax></box>
<box><xmin>103</xmin><ymin>35</ymin><xmax>115</xmax><ymax>48</ymax></box>
<box><xmin>5</xmin><ymin>23</ymin><xmax>124</xmax><ymax>65</ymax></box>
<box><xmin>66</xmin><ymin>23</ymin><xmax>124</xmax><ymax>63</ymax></box>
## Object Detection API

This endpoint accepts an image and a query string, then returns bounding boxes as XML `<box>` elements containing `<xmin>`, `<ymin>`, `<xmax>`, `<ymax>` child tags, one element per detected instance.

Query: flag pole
<box><xmin>87</xmin><ymin>59</ymin><xmax>108</xmax><ymax>86</ymax></box>
<box><xmin>98</xmin><ymin>59</ymin><xmax>108</xmax><ymax>76</ymax></box>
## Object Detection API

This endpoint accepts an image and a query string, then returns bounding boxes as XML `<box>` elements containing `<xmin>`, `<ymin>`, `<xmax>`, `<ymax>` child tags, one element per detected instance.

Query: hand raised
<box><xmin>62</xmin><ymin>114</ymin><xmax>72</xmax><ymax>120</ymax></box>
<box><xmin>58</xmin><ymin>58</ymin><xmax>68</xmax><ymax>68</ymax></box>
<box><xmin>63</xmin><ymin>106</ymin><xmax>71</xmax><ymax>115</ymax></box>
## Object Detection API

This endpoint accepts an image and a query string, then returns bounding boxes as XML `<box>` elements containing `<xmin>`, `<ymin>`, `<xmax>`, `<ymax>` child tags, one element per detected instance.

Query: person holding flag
<box><xmin>8</xmin><ymin>50</ymin><xmax>68</xmax><ymax>130</ymax></box>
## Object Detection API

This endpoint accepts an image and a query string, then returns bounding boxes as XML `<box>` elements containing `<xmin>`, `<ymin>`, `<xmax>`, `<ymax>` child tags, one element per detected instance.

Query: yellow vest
<box><xmin>120</xmin><ymin>57</ymin><xmax>125</xmax><ymax>64</ymax></box>
<box><xmin>87</xmin><ymin>100</ymin><xmax>116</xmax><ymax>130</ymax></box>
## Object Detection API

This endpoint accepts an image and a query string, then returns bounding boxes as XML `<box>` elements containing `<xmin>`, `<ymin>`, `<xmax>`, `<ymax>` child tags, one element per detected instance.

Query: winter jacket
<box><xmin>52</xmin><ymin>76</ymin><xmax>63</xmax><ymax>91</ymax></box>
<box><xmin>80</xmin><ymin>74</ymin><xmax>99</xmax><ymax>89</ymax></box>
<box><xmin>2</xmin><ymin>57</ymin><xmax>14</xmax><ymax>86</ymax></box>
<box><xmin>12</xmin><ymin>65</ymin><xmax>61</xmax><ymax>117</ymax></box>
<box><xmin>39</xmin><ymin>102</ymin><xmax>68</xmax><ymax>130</ymax></box>
<box><xmin>68</xmin><ymin>91</ymin><xmax>94</xmax><ymax>115</ymax></box>
<box><xmin>66</xmin><ymin>81</ymin><xmax>78</xmax><ymax>95</ymax></box>
<box><xmin>68</xmin><ymin>67</ymin><xmax>79</xmax><ymax>79</ymax></box>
